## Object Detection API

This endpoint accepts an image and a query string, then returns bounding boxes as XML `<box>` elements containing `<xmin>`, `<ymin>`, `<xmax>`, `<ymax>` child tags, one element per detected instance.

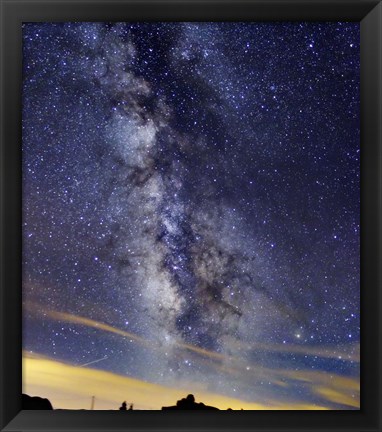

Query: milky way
<box><xmin>22</xmin><ymin>22</ymin><xmax>360</xmax><ymax>409</ymax></box>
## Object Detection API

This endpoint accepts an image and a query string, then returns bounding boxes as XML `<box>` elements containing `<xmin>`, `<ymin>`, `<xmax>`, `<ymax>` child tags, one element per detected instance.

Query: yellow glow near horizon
<box><xmin>23</xmin><ymin>354</ymin><xmax>333</xmax><ymax>410</ymax></box>
<box><xmin>22</xmin><ymin>353</ymin><xmax>360</xmax><ymax>410</ymax></box>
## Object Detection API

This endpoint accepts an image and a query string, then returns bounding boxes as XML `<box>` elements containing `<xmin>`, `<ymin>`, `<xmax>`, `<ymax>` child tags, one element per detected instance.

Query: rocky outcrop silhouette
<box><xmin>22</xmin><ymin>393</ymin><xmax>53</xmax><ymax>409</ymax></box>
<box><xmin>162</xmin><ymin>394</ymin><xmax>219</xmax><ymax>410</ymax></box>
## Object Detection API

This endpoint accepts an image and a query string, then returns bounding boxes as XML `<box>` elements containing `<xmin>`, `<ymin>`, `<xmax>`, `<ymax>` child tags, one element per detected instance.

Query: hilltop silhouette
<box><xmin>22</xmin><ymin>394</ymin><xmax>53</xmax><ymax>409</ymax></box>
<box><xmin>162</xmin><ymin>394</ymin><xmax>219</xmax><ymax>410</ymax></box>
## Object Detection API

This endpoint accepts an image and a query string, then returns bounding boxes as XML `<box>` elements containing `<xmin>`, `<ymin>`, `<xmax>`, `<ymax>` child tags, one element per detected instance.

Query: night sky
<box><xmin>22</xmin><ymin>22</ymin><xmax>360</xmax><ymax>410</ymax></box>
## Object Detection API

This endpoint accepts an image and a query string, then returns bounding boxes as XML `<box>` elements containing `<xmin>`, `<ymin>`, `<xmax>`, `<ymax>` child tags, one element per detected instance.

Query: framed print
<box><xmin>1</xmin><ymin>1</ymin><xmax>381</xmax><ymax>431</ymax></box>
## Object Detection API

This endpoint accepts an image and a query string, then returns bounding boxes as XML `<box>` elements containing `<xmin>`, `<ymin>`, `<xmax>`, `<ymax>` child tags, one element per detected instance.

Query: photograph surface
<box><xmin>22</xmin><ymin>22</ymin><xmax>360</xmax><ymax>410</ymax></box>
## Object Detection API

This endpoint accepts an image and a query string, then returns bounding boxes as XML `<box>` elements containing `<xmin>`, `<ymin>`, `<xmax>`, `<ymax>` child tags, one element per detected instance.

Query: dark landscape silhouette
<box><xmin>162</xmin><ymin>394</ymin><xmax>219</xmax><ymax>410</ymax></box>
<box><xmin>22</xmin><ymin>394</ymin><xmax>53</xmax><ymax>410</ymax></box>
<box><xmin>22</xmin><ymin>393</ymin><xmax>229</xmax><ymax>410</ymax></box>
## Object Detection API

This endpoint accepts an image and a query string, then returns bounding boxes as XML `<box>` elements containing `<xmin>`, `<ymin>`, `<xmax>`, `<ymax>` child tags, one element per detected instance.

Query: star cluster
<box><xmin>22</xmin><ymin>22</ymin><xmax>360</xmax><ymax>409</ymax></box>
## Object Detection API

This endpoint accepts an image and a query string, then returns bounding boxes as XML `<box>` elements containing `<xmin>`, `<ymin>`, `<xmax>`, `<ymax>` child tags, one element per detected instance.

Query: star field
<box><xmin>22</xmin><ymin>22</ymin><xmax>360</xmax><ymax>409</ymax></box>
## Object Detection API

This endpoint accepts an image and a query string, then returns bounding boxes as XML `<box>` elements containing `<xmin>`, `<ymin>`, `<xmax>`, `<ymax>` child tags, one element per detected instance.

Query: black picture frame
<box><xmin>1</xmin><ymin>1</ymin><xmax>381</xmax><ymax>431</ymax></box>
